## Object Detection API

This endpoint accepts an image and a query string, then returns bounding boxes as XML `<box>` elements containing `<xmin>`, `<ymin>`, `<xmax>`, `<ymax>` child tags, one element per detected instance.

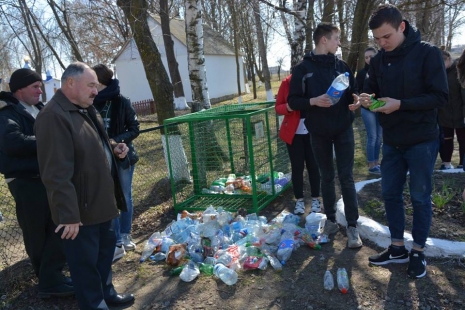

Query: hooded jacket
<box><xmin>437</xmin><ymin>59</ymin><xmax>465</xmax><ymax>129</ymax></box>
<box><xmin>287</xmin><ymin>52</ymin><xmax>357</xmax><ymax>137</ymax></box>
<box><xmin>364</xmin><ymin>21</ymin><xmax>448</xmax><ymax>147</ymax></box>
<box><xmin>93</xmin><ymin>79</ymin><xmax>140</xmax><ymax>169</ymax></box>
<box><xmin>0</xmin><ymin>91</ymin><xmax>44</xmax><ymax>178</ymax></box>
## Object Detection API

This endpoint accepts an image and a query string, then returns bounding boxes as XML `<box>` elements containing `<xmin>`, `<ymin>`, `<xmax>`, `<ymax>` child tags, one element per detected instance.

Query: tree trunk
<box><xmin>227</xmin><ymin>0</ymin><xmax>242</xmax><ymax>103</ymax></box>
<box><xmin>118</xmin><ymin>0</ymin><xmax>190</xmax><ymax>183</ymax></box>
<box><xmin>185</xmin><ymin>0</ymin><xmax>211</xmax><ymax>111</ymax></box>
<box><xmin>346</xmin><ymin>0</ymin><xmax>379</xmax><ymax>74</ymax></box>
<box><xmin>305</xmin><ymin>0</ymin><xmax>315</xmax><ymax>54</ymax></box>
<box><xmin>322</xmin><ymin>0</ymin><xmax>335</xmax><ymax>23</ymax></box>
<box><xmin>290</xmin><ymin>0</ymin><xmax>307</xmax><ymax>68</ymax></box>
<box><xmin>160</xmin><ymin>0</ymin><xmax>189</xmax><ymax>110</ymax></box>
<box><xmin>253</xmin><ymin>0</ymin><xmax>273</xmax><ymax>101</ymax></box>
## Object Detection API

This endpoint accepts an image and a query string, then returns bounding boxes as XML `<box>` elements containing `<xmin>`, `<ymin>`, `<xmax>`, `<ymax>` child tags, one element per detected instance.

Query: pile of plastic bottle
<box><xmin>201</xmin><ymin>172</ymin><xmax>290</xmax><ymax>195</ymax></box>
<box><xmin>139</xmin><ymin>205</ymin><xmax>329</xmax><ymax>286</ymax></box>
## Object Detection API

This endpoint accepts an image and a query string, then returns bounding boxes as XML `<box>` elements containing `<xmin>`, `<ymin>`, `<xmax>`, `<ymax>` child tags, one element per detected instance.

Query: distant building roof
<box><xmin>113</xmin><ymin>14</ymin><xmax>241</xmax><ymax>63</ymax></box>
<box><xmin>150</xmin><ymin>15</ymin><xmax>238</xmax><ymax>56</ymax></box>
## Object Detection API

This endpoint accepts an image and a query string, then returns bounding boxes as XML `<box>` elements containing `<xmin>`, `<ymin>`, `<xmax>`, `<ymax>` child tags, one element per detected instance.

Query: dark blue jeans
<box><xmin>381</xmin><ymin>139</ymin><xmax>438</xmax><ymax>249</ymax></box>
<box><xmin>62</xmin><ymin>220</ymin><xmax>117</xmax><ymax>310</ymax></box>
<box><xmin>310</xmin><ymin>126</ymin><xmax>359</xmax><ymax>226</ymax></box>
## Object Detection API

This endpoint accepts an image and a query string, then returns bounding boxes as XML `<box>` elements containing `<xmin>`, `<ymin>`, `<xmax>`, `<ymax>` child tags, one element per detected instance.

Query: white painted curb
<box><xmin>335</xmin><ymin>170</ymin><xmax>465</xmax><ymax>258</ymax></box>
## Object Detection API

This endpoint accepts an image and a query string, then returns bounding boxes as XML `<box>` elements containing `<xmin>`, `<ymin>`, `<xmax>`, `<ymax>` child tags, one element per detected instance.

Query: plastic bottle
<box><xmin>149</xmin><ymin>252</ymin><xmax>166</xmax><ymax>261</ymax></box>
<box><xmin>140</xmin><ymin>232</ymin><xmax>163</xmax><ymax>263</ymax></box>
<box><xmin>199</xmin><ymin>262</ymin><xmax>214</xmax><ymax>275</ymax></box>
<box><xmin>326</xmin><ymin>72</ymin><xmax>349</xmax><ymax>105</ymax></box>
<box><xmin>213</xmin><ymin>264</ymin><xmax>238</xmax><ymax>285</ymax></box>
<box><xmin>324</xmin><ymin>270</ymin><xmax>334</xmax><ymax>290</ymax></box>
<box><xmin>265</xmin><ymin>253</ymin><xmax>282</xmax><ymax>271</ymax></box>
<box><xmin>337</xmin><ymin>268</ymin><xmax>349</xmax><ymax>294</ymax></box>
<box><xmin>179</xmin><ymin>260</ymin><xmax>200</xmax><ymax>282</ymax></box>
<box><xmin>169</xmin><ymin>264</ymin><xmax>185</xmax><ymax>276</ymax></box>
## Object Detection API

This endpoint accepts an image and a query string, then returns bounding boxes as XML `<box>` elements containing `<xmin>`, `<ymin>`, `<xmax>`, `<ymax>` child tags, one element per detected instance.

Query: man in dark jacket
<box><xmin>35</xmin><ymin>62</ymin><xmax>134</xmax><ymax>309</ymax></box>
<box><xmin>0</xmin><ymin>68</ymin><xmax>73</xmax><ymax>298</ymax></box>
<box><xmin>288</xmin><ymin>22</ymin><xmax>362</xmax><ymax>249</ymax></box>
<box><xmin>360</xmin><ymin>4</ymin><xmax>448</xmax><ymax>279</ymax></box>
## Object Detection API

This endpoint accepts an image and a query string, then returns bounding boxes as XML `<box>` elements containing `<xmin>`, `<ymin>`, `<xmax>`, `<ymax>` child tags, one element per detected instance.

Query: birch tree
<box><xmin>185</xmin><ymin>0</ymin><xmax>210</xmax><ymax>111</ymax></box>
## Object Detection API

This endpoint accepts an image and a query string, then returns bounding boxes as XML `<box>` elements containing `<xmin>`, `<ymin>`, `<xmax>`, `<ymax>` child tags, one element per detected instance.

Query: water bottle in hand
<box><xmin>337</xmin><ymin>267</ymin><xmax>349</xmax><ymax>294</ymax></box>
<box><xmin>326</xmin><ymin>72</ymin><xmax>350</xmax><ymax>105</ymax></box>
<box><xmin>324</xmin><ymin>270</ymin><xmax>334</xmax><ymax>290</ymax></box>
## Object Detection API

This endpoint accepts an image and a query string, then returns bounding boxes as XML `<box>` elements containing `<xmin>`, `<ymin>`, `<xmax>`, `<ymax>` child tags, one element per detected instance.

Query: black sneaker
<box><xmin>407</xmin><ymin>250</ymin><xmax>427</xmax><ymax>279</ymax></box>
<box><xmin>368</xmin><ymin>245</ymin><xmax>409</xmax><ymax>266</ymax></box>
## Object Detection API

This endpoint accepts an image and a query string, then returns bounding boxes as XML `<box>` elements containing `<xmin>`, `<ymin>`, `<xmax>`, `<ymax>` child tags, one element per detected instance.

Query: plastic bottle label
<box><xmin>326</xmin><ymin>85</ymin><xmax>345</xmax><ymax>100</ymax></box>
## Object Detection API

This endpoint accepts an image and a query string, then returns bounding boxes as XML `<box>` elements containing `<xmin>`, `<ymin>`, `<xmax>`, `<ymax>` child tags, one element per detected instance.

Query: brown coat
<box><xmin>35</xmin><ymin>89</ymin><xmax>126</xmax><ymax>226</ymax></box>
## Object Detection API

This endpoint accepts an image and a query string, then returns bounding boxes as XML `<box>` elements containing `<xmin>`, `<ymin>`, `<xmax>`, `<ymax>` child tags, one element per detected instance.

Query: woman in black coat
<box><xmin>93</xmin><ymin>64</ymin><xmax>140</xmax><ymax>261</ymax></box>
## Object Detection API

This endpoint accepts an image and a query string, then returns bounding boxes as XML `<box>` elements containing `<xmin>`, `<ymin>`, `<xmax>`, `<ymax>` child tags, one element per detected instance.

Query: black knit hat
<box><xmin>9</xmin><ymin>68</ymin><xmax>42</xmax><ymax>93</ymax></box>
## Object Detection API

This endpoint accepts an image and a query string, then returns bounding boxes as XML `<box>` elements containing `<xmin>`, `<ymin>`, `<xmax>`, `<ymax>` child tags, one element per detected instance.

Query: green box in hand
<box><xmin>369</xmin><ymin>96</ymin><xmax>385</xmax><ymax>111</ymax></box>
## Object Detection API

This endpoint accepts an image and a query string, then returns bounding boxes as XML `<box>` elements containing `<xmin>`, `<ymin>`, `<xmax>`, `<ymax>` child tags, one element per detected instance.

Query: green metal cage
<box><xmin>164</xmin><ymin>102</ymin><xmax>291</xmax><ymax>213</ymax></box>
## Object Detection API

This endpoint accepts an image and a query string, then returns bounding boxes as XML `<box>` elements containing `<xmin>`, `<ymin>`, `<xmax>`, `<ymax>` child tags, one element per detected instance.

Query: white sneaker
<box><xmin>347</xmin><ymin>226</ymin><xmax>363</xmax><ymax>248</ymax></box>
<box><xmin>294</xmin><ymin>199</ymin><xmax>305</xmax><ymax>215</ymax></box>
<box><xmin>122</xmin><ymin>234</ymin><xmax>136</xmax><ymax>251</ymax></box>
<box><xmin>113</xmin><ymin>245</ymin><xmax>126</xmax><ymax>262</ymax></box>
<box><xmin>311</xmin><ymin>199</ymin><xmax>321</xmax><ymax>213</ymax></box>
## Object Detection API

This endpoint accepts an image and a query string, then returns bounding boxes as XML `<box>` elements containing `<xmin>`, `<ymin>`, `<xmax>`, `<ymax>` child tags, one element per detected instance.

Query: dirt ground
<box><xmin>2</xmin><ymin>173</ymin><xmax>465</xmax><ymax>310</ymax></box>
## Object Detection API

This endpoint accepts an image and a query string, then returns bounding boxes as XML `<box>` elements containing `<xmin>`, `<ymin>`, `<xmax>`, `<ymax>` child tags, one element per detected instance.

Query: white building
<box><xmin>113</xmin><ymin>15</ymin><xmax>245</xmax><ymax>104</ymax></box>
<box><xmin>42</xmin><ymin>70</ymin><xmax>60</xmax><ymax>103</ymax></box>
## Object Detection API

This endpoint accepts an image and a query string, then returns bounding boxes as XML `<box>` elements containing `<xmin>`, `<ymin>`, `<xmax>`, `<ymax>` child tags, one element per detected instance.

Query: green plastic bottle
<box><xmin>199</xmin><ymin>263</ymin><xmax>214</xmax><ymax>275</ymax></box>
<box><xmin>169</xmin><ymin>264</ymin><xmax>185</xmax><ymax>276</ymax></box>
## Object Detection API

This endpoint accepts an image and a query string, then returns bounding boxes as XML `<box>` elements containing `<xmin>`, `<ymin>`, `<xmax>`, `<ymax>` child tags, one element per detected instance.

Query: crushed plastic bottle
<box><xmin>324</xmin><ymin>270</ymin><xmax>334</xmax><ymax>290</ymax></box>
<box><xmin>326</xmin><ymin>72</ymin><xmax>350</xmax><ymax>105</ymax></box>
<box><xmin>213</xmin><ymin>263</ymin><xmax>238</xmax><ymax>285</ymax></box>
<box><xmin>276</xmin><ymin>231</ymin><xmax>295</xmax><ymax>265</ymax></box>
<box><xmin>169</xmin><ymin>264</ymin><xmax>185</xmax><ymax>276</ymax></box>
<box><xmin>140</xmin><ymin>232</ymin><xmax>163</xmax><ymax>263</ymax></box>
<box><xmin>337</xmin><ymin>267</ymin><xmax>349</xmax><ymax>294</ymax></box>
<box><xmin>179</xmin><ymin>260</ymin><xmax>200</xmax><ymax>282</ymax></box>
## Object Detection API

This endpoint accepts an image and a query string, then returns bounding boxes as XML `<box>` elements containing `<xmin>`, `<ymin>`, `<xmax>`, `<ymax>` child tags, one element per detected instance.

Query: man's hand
<box><xmin>55</xmin><ymin>222</ymin><xmax>83</xmax><ymax>240</ymax></box>
<box><xmin>359</xmin><ymin>93</ymin><xmax>373</xmax><ymax>109</ymax></box>
<box><xmin>372</xmin><ymin>97</ymin><xmax>401</xmax><ymax>114</ymax></box>
<box><xmin>349</xmin><ymin>93</ymin><xmax>361</xmax><ymax>111</ymax></box>
<box><xmin>310</xmin><ymin>94</ymin><xmax>332</xmax><ymax>108</ymax></box>
<box><xmin>113</xmin><ymin>142</ymin><xmax>129</xmax><ymax>159</ymax></box>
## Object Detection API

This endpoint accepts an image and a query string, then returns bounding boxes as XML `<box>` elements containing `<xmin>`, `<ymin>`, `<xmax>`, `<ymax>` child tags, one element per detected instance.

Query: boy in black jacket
<box><xmin>288</xmin><ymin>23</ymin><xmax>362</xmax><ymax>249</ymax></box>
<box><xmin>360</xmin><ymin>4</ymin><xmax>448</xmax><ymax>279</ymax></box>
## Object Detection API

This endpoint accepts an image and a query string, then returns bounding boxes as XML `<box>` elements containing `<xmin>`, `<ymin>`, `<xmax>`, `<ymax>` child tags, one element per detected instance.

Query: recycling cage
<box><xmin>164</xmin><ymin>101</ymin><xmax>291</xmax><ymax>214</ymax></box>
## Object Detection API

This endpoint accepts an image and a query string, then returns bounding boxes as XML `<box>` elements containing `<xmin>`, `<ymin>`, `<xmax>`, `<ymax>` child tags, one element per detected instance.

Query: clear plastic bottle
<box><xmin>179</xmin><ymin>260</ymin><xmax>200</xmax><ymax>282</ymax></box>
<box><xmin>149</xmin><ymin>252</ymin><xmax>166</xmax><ymax>261</ymax></box>
<box><xmin>326</xmin><ymin>72</ymin><xmax>350</xmax><ymax>105</ymax></box>
<box><xmin>337</xmin><ymin>267</ymin><xmax>349</xmax><ymax>294</ymax></box>
<box><xmin>324</xmin><ymin>270</ymin><xmax>334</xmax><ymax>290</ymax></box>
<box><xmin>140</xmin><ymin>232</ymin><xmax>163</xmax><ymax>263</ymax></box>
<box><xmin>213</xmin><ymin>263</ymin><xmax>238</xmax><ymax>285</ymax></box>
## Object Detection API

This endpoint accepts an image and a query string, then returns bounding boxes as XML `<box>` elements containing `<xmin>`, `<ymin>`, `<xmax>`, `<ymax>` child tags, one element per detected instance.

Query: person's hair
<box><xmin>313</xmin><ymin>22</ymin><xmax>340</xmax><ymax>46</ymax></box>
<box><xmin>92</xmin><ymin>64</ymin><xmax>114</xmax><ymax>86</ymax></box>
<box><xmin>61</xmin><ymin>62</ymin><xmax>89</xmax><ymax>84</ymax></box>
<box><xmin>368</xmin><ymin>4</ymin><xmax>403</xmax><ymax>30</ymax></box>
<box><xmin>457</xmin><ymin>49</ymin><xmax>465</xmax><ymax>87</ymax></box>
<box><xmin>365</xmin><ymin>47</ymin><xmax>378</xmax><ymax>54</ymax></box>
<box><xmin>439</xmin><ymin>46</ymin><xmax>451</xmax><ymax>59</ymax></box>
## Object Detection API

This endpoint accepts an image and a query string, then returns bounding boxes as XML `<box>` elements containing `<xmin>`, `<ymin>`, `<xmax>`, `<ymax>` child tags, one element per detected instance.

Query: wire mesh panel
<box><xmin>164</xmin><ymin>102</ymin><xmax>291</xmax><ymax>213</ymax></box>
